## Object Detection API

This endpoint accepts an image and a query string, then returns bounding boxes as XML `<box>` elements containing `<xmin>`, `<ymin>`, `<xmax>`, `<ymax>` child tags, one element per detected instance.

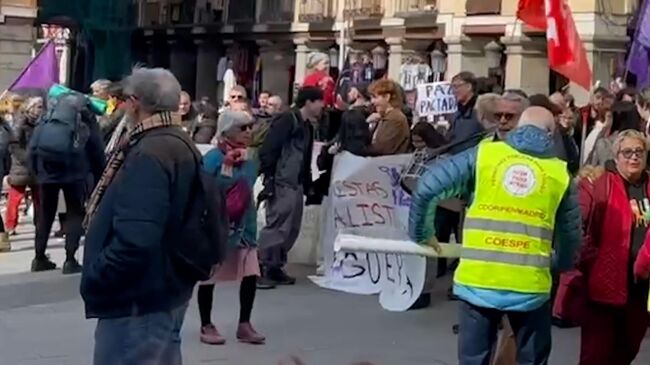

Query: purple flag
<box><xmin>9</xmin><ymin>40</ymin><xmax>59</xmax><ymax>91</ymax></box>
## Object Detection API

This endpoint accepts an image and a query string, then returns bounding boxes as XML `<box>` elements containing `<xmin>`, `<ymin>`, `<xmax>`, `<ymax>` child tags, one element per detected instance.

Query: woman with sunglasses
<box><xmin>577</xmin><ymin>129</ymin><xmax>650</xmax><ymax>364</ymax></box>
<box><xmin>197</xmin><ymin>110</ymin><xmax>266</xmax><ymax>346</ymax></box>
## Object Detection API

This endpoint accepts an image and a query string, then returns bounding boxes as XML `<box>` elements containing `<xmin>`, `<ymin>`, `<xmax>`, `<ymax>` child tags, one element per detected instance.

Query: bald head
<box><xmin>518</xmin><ymin>106</ymin><xmax>556</xmax><ymax>134</ymax></box>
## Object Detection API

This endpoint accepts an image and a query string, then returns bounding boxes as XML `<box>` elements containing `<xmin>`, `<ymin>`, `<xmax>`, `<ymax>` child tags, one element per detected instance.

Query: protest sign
<box><xmin>415</xmin><ymin>82</ymin><xmax>457</xmax><ymax>117</ymax></box>
<box><xmin>310</xmin><ymin>152</ymin><xmax>426</xmax><ymax>311</ymax></box>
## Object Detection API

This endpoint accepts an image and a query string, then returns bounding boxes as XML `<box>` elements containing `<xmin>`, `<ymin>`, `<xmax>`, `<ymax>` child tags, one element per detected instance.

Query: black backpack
<box><xmin>175</xmin><ymin>134</ymin><xmax>228</xmax><ymax>282</ymax></box>
<box><xmin>31</xmin><ymin>93</ymin><xmax>89</xmax><ymax>167</ymax></box>
<box><xmin>138</xmin><ymin>129</ymin><xmax>229</xmax><ymax>282</ymax></box>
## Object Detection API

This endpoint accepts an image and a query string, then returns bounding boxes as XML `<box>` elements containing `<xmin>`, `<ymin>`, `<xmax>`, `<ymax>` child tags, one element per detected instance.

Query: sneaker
<box><xmin>268</xmin><ymin>268</ymin><xmax>296</xmax><ymax>285</ymax></box>
<box><xmin>7</xmin><ymin>230</ymin><xmax>16</xmax><ymax>237</ymax></box>
<box><xmin>54</xmin><ymin>230</ymin><xmax>65</xmax><ymax>238</ymax></box>
<box><xmin>31</xmin><ymin>257</ymin><xmax>57</xmax><ymax>272</ymax></box>
<box><xmin>62</xmin><ymin>258</ymin><xmax>82</xmax><ymax>275</ymax></box>
<box><xmin>0</xmin><ymin>233</ymin><xmax>10</xmax><ymax>253</ymax></box>
<box><xmin>256</xmin><ymin>276</ymin><xmax>277</xmax><ymax>290</ymax></box>
<box><xmin>200</xmin><ymin>324</ymin><xmax>226</xmax><ymax>345</ymax></box>
<box><xmin>236</xmin><ymin>322</ymin><xmax>266</xmax><ymax>345</ymax></box>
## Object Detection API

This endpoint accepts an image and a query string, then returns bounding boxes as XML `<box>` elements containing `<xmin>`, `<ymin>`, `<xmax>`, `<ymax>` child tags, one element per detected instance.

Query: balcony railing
<box><xmin>345</xmin><ymin>0</ymin><xmax>383</xmax><ymax>18</ymax></box>
<box><xmin>298</xmin><ymin>0</ymin><xmax>337</xmax><ymax>22</ymax></box>
<box><xmin>258</xmin><ymin>0</ymin><xmax>294</xmax><ymax>23</ymax></box>
<box><xmin>228</xmin><ymin>0</ymin><xmax>256</xmax><ymax>23</ymax></box>
<box><xmin>395</xmin><ymin>0</ymin><xmax>437</xmax><ymax>14</ymax></box>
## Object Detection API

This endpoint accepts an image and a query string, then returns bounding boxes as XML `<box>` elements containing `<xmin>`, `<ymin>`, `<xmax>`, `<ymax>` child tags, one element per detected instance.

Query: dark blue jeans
<box><xmin>93</xmin><ymin>304</ymin><xmax>188</xmax><ymax>365</ymax></box>
<box><xmin>458</xmin><ymin>300</ymin><xmax>551</xmax><ymax>365</ymax></box>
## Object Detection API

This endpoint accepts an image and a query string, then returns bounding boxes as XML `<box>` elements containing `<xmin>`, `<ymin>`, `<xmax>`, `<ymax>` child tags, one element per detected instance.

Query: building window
<box><xmin>465</xmin><ymin>0</ymin><xmax>501</xmax><ymax>15</ymax></box>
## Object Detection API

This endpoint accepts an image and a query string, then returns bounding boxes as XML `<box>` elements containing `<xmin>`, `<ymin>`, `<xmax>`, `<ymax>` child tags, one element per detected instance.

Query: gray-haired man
<box><xmin>81</xmin><ymin>68</ymin><xmax>200</xmax><ymax>365</ymax></box>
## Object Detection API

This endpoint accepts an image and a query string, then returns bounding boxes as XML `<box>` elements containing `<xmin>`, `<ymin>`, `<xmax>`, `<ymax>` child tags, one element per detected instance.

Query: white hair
<box><xmin>216</xmin><ymin>110</ymin><xmax>252</xmax><ymax>139</ymax></box>
<box><xmin>307</xmin><ymin>52</ymin><xmax>328</xmax><ymax>69</ymax></box>
<box><xmin>122</xmin><ymin>67</ymin><xmax>182</xmax><ymax>114</ymax></box>
<box><xmin>91</xmin><ymin>79</ymin><xmax>111</xmax><ymax>91</ymax></box>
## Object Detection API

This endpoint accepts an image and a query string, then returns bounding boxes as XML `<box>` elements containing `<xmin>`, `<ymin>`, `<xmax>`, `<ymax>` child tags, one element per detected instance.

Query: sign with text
<box><xmin>416</xmin><ymin>82</ymin><xmax>457</xmax><ymax>117</ymax></box>
<box><xmin>310</xmin><ymin>152</ymin><xmax>426</xmax><ymax>311</ymax></box>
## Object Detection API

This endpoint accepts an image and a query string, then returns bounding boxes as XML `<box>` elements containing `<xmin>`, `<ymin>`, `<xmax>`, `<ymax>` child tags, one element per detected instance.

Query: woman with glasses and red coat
<box><xmin>577</xmin><ymin>129</ymin><xmax>650</xmax><ymax>365</ymax></box>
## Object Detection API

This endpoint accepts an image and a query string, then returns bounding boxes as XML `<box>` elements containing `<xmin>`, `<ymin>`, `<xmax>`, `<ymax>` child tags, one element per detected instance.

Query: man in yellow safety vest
<box><xmin>409</xmin><ymin>106</ymin><xmax>581</xmax><ymax>365</ymax></box>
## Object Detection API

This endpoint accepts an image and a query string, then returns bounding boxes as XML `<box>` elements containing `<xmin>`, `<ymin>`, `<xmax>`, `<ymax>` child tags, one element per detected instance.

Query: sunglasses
<box><xmin>230</xmin><ymin>94</ymin><xmax>245</xmax><ymax>101</ymax></box>
<box><xmin>495</xmin><ymin>112</ymin><xmax>516</xmax><ymax>121</ymax></box>
<box><xmin>619</xmin><ymin>148</ymin><xmax>645</xmax><ymax>159</ymax></box>
<box><xmin>239</xmin><ymin>124</ymin><xmax>254</xmax><ymax>132</ymax></box>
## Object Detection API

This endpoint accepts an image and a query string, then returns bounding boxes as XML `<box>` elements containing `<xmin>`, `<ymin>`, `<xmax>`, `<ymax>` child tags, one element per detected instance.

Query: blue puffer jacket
<box><xmin>408</xmin><ymin>125</ymin><xmax>581</xmax><ymax>311</ymax></box>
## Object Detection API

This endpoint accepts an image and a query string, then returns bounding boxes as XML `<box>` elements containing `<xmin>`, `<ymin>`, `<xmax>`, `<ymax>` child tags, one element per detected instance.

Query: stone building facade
<box><xmin>134</xmin><ymin>0</ymin><xmax>636</xmax><ymax>106</ymax></box>
<box><xmin>0</xmin><ymin>0</ymin><xmax>37</xmax><ymax>90</ymax></box>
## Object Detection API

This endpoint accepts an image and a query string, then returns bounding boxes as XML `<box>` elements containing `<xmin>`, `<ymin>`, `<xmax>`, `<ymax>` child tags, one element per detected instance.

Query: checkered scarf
<box><xmin>83</xmin><ymin>111</ymin><xmax>181</xmax><ymax>229</ymax></box>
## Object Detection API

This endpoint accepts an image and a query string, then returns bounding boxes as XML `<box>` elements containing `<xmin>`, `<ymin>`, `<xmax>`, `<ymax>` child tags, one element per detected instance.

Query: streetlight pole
<box><xmin>338</xmin><ymin>0</ymin><xmax>349</xmax><ymax>71</ymax></box>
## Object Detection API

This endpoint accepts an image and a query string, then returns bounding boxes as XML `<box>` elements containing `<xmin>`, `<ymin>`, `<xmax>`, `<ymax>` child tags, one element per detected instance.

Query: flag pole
<box><xmin>338</xmin><ymin>0</ymin><xmax>348</xmax><ymax>71</ymax></box>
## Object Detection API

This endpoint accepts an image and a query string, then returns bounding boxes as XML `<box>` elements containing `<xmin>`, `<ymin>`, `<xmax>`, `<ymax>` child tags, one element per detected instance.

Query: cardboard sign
<box><xmin>416</xmin><ymin>82</ymin><xmax>457</xmax><ymax>117</ymax></box>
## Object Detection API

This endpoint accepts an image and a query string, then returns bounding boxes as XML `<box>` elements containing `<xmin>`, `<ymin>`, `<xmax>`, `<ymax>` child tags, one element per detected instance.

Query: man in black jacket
<box><xmin>81</xmin><ymin>68</ymin><xmax>197</xmax><ymax>365</ymax></box>
<box><xmin>257</xmin><ymin>87</ymin><xmax>324</xmax><ymax>287</ymax></box>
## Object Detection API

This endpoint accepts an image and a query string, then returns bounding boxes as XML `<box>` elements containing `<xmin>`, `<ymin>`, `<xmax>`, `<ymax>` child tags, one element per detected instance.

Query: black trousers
<box><xmin>435</xmin><ymin>207</ymin><xmax>461</xmax><ymax>277</ymax></box>
<box><xmin>34</xmin><ymin>182</ymin><xmax>85</xmax><ymax>260</ymax></box>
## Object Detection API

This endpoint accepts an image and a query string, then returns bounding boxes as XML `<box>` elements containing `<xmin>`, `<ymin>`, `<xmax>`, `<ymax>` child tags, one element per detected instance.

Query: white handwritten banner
<box><xmin>310</xmin><ymin>152</ymin><xmax>426</xmax><ymax>311</ymax></box>
<box><xmin>416</xmin><ymin>82</ymin><xmax>457</xmax><ymax>117</ymax></box>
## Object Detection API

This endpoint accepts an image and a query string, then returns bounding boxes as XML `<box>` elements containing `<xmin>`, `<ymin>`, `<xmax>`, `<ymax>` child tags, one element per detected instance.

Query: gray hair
<box><xmin>91</xmin><ymin>79</ymin><xmax>111</xmax><ymax>91</ymax></box>
<box><xmin>307</xmin><ymin>52</ymin><xmax>328</xmax><ymax>69</ymax></box>
<box><xmin>122</xmin><ymin>67</ymin><xmax>182</xmax><ymax>114</ymax></box>
<box><xmin>216</xmin><ymin>110</ymin><xmax>252</xmax><ymax>139</ymax></box>
<box><xmin>612</xmin><ymin>129</ymin><xmax>650</xmax><ymax>154</ymax></box>
<box><xmin>475</xmin><ymin>93</ymin><xmax>500</xmax><ymax>127</ymax></box>
<box><xmin>501</xmin><ymin>91</ymin><xmax>530</xmax><ymax>110</ymax></box>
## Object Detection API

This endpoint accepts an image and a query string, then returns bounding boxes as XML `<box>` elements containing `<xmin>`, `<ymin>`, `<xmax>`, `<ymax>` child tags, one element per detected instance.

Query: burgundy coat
<box><xmin>578</xmin><ymin>169</ymin><xmax>650</xmax><ymax>306</ymax></box>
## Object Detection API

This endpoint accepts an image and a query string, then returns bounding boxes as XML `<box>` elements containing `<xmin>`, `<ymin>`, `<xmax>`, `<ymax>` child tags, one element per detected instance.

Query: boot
<box><xmin>0</xmin><ymin>233</ymin><xmax>10</xmax><ymax>252</ymax></box>
<box><xmin>236</xmin><ymin>322</ymin><xmax>266</xmax><ymax>344</ymax></box>
<box><xmin>200</xmin><ymin>324</ymin><xmax>226</xmax><ymax>345</ymax></box>
<box><xmin>267</xmin><ymin>268</ymin><xmax>296</xmax><ymax>285</ymax></box>
<box><xmin>31</xmin><ymin>256</ymin><xmax>57</xmax><ymax>272</ymax></box>
<box><xmin>62</xmin><ymin>258</ymin><xmax>82</xmax><ymax>275</ymax></box>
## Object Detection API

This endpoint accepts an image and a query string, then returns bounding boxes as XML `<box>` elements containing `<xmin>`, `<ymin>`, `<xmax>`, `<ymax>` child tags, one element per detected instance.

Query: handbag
<box><xmin>225</xmin><ymin>179</ymin><xmax>251</xmax><ymax>224</ymax></box>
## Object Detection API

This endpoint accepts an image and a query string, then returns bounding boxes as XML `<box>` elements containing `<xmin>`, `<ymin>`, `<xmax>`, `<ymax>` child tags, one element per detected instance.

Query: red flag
<box><xmin>546</xmin><ymin>0</ymin><xmax>591</xmax><ymax>90</ymax></box>
<box><xmin>517</xmin><ymin>0</ymin><xmax>592</xmax><ymax>90</ymax></box>
<box><xmin>516</xmin><ymin>0</ymin><xmax>546</xmax><ymax>30</ymax></box>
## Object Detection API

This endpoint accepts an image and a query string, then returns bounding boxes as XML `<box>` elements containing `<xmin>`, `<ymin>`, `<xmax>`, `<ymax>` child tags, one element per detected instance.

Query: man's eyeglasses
<box><xmin>619</xmin><ymin>148</ymin><xmax>645</xmax><ymax>159</ymax></box>
<box><xmin>451</xmin><ymin>82</ymin><xmax>467</xmax><ymax>90</ymax></box>
<box><xmin>495</xmin><ymin>112</ymin><xmax>516</xmax><ymax>121</ymax></box>
<box><xmin>230</xmin><ymin>94</ymin><xmax>245</xmax><ymax>101</ymax></box>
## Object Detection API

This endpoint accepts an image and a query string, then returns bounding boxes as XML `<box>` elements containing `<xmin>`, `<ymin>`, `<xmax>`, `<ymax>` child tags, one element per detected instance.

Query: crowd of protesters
<box><xmin>1</xmin><ymin>54</ymin><xmax>649</xmax><ymax>365</ymax></box>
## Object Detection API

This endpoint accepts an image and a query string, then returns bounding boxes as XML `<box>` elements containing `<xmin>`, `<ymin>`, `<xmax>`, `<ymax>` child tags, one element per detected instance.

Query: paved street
<box><xmin>0</xmin><ymin>265</ymin><xmax>648</xmax><ymax>365</ymax></box>
<box><xmin>0</xmin><ymin>214</ymin><xmax>648</xmax><ymax>364</ymax></box>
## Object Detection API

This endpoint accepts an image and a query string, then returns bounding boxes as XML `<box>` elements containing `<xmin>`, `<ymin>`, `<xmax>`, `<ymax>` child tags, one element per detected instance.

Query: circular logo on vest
<box><xmin>503</xmin><ymin>164</ymin><xmax>536</xmax><ymax>197</ymax></box>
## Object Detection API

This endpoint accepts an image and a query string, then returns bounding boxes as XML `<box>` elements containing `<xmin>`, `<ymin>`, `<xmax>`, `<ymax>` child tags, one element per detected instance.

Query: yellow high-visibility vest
<box><xmin>454</xmin><ymin>141</ymin><xmax>570</xmax><ymax>294</ymax></box>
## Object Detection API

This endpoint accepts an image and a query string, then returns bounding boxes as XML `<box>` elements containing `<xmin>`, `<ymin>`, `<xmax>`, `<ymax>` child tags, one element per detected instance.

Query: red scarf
<box><xmin>218</xmin><ymin>138</ymin><xmax>247</xmax><ymax>177</ymax></box>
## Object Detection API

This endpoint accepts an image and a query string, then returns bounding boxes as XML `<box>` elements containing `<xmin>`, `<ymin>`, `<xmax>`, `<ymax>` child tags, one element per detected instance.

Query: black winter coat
<box><xmin>81</xmin><ymin>127</ymin><xmax>197</xmax><ymax>318</ymax></box>
<box><xmin>8</xmin><ymin>113</ymin><xmax>37</xmax><ymax>186</ymax></box>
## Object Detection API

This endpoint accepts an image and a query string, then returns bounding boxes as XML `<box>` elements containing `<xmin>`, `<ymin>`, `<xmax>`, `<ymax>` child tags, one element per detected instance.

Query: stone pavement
<box><xmin>0</xmin><ymin>266</ymin><xmax>648</xmax><ymax>365</ymax></box>
<box><xmin>0</xmin><ymin>210</ymin><xmax>648</xmax><ymax>364</ymax></box>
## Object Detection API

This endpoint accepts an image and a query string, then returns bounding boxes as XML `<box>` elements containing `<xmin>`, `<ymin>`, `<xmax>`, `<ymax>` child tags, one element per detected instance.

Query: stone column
<box><xmin>387</xmin><ymin>37</ymin><xmax>403</xmax><ymax>81</ymax></box>
<box><xmin>569</xmin><ymin>37</ymin><xmax>627</xmax><ymax>106</ymax></box>
<box><xmin>259</xmin><ymin>42</ymin><xmax>294</xmax><ymax>103</ymax></box>
<box><xmin>195</xmin><ymin>40</ymin><xmax>219</xmax><ymax>103</ymax></box>
<box><xmin>501</xmin><ymin>35</ymin><xmax>549</xmax><ymax>96</ymax></box>
<box><xmin>444</xmin><ymin>35</ymin><xmax>488</xmax><ymax>79</ymax></box>
<box><xmin>294</xmin><ymin>38</ymin><xmax>310</xmax><ymax>86</ymax></box>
